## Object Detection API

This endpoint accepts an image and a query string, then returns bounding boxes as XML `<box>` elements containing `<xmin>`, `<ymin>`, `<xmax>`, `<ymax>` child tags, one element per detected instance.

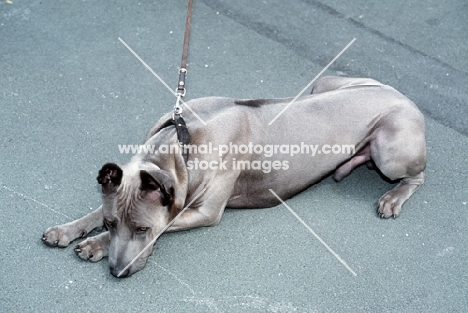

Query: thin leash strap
<box><xmin>175</xmin><ymin>0</ymin><xmax>194</xmax><ymax>105</ymax></box>
<box><xmin>181</xmin><ymin>0</ymin><xmax>193</xmax><ymax>71</ymax></box>
<box><xmin>172</xmin><ymin>0</ymin><xmax>194</xmax><ymax>163</ymax></box>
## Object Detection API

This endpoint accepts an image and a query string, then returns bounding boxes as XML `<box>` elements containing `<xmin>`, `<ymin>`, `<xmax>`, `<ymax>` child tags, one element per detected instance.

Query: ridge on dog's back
<box><xmin>234</xmin><ymin>98</ymin><xmax>293</xmax><ymax>107</ymax></box>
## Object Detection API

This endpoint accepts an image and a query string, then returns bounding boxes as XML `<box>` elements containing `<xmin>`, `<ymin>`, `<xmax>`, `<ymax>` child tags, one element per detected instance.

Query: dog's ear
<box><xmin>139</xmin><ymin>170</ymin><xmax>174</xmax><ymax>206</ymax></box>
<box><xmin>97</xmin><ymin>163</ymin><xmax>123</xmax><ymax>194</ymax></box>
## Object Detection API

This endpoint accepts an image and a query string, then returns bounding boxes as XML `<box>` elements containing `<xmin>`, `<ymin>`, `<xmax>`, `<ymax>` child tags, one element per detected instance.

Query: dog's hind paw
<box><xmin>377</xmin><ymin>190</ymin><xmax>404</xmax><ymax>219</ymax></box>
<box><xmin>377</xmin><ymin>172</ymin><xmax>425</xmax><ymax>219</ymax></box>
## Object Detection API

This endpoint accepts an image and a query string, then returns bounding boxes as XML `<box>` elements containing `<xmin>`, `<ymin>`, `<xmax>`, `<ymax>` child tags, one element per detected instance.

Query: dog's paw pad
<box><xmin>378</xmin><ymin>192</ymin><xmax>403</xmax><ymax>219</ymax></box>
<box><xmin>75</xmin><ymin>239</ymin><xmax>104</xmax><ymax>262</ymax></box>
<box><xmin>42</xmin><ymin>226</ymin><xmax>76</xmax><ymax>248</ymax></box>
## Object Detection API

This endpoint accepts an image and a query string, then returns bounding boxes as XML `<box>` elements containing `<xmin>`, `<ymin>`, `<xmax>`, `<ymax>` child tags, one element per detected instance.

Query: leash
<box><xmin>171</xmin><ymin>0</ymin><xmax>193</xmax><ymax>163</ymax></box>
<box><xmin>175</xmin><ymin>0</ymin><xmax>193</xmax><ymax>105</ymax></box>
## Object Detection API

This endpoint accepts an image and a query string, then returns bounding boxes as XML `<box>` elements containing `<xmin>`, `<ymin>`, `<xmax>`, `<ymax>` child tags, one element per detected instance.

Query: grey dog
<box><xmin>42</xmin><ymin>76</ymin><xmax>426</xmax><ymax>277</ymax></box>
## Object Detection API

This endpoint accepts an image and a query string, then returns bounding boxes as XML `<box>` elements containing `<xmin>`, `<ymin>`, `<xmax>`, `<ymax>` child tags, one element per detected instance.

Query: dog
<box><xmin>42</xmin><ymin>76</ymin><xmax>426</xmax><ymax>277</ymax></box>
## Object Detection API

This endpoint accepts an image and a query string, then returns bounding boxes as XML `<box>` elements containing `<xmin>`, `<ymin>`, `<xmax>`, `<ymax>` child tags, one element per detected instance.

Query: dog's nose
<box><xmin>110</xmin><ymin>266</ymin><xmax>129</xmax><ymax>278</ymax></box>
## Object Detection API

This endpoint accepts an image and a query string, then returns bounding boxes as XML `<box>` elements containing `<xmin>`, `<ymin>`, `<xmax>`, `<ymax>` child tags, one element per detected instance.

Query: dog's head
<box><xmin>97</xmin><ymin>162</ymin><xmax>176</xmax><ymax>278</ymax></box>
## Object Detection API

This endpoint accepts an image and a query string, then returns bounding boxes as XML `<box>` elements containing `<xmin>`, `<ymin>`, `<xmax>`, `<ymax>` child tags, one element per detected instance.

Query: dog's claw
<box><xmin>54</xmin><ymin>240</ymin><xmax>59</xmax><ymax>245</ymax></box>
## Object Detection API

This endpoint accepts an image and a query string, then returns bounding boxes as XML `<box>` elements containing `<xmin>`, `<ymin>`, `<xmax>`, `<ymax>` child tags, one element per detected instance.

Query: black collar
<box><xmin>159</xmin><ymin>113</ymin><xmax>190</xmax><ymax>164</ymax></box>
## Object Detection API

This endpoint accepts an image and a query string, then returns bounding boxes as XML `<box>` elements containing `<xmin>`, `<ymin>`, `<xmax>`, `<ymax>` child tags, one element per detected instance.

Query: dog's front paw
<box><xmin>377</xmin><ymin>190</ymin><xmax>405</xmax><ymax>219</ymax></box>
<box><xmin>42</xmin><ymin>224</ymin><xmax>86</xmax><ymax>248</ymax></box>
<box><xmin>74</xmin><ymin>234</ymin><xmax>109</xmax><ymax>262</ymax></box>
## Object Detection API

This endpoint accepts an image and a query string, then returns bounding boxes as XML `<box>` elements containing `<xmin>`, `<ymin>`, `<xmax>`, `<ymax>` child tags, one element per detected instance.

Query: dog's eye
<box><xmin>136</xmin><ymin>227</ymin><xmax>148</xmax><ymax>233</ymax></box>
<box><xmin>104</xmin><ymin>220</ymin><xmax>114</xmax><ymax>229</ymax></box>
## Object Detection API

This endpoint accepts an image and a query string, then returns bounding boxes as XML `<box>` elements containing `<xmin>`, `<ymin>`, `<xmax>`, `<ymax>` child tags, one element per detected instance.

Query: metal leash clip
<box><xmin>174</xmin><ymin>94</ymin><xmax>183</xmax><ymax>116</ymax></box>
<box><xmin>174</xmin><ymin>68</ymin><xmax>187</xmax><ymax>116</ymax></box>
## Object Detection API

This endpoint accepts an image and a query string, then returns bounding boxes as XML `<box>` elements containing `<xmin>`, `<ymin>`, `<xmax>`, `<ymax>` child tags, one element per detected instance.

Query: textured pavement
<box><xmin>1</xmin><ymin>0</ymin><xmax>467</xmax><ymax>312</ymax></box>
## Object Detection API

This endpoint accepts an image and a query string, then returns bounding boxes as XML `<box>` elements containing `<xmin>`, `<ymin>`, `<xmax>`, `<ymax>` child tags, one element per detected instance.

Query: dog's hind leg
<box><xmin>42</xmin><ymin>205</ymin><xmax>104</xmax><ymax>247</ymax></box>
<box><xmin>74</xmin><ymin>231</ymin><xmax>110</xmax><ymax>262</ymax></box>
<box><xmin>371</xmin><ymin>109</ymin><xmax>426</xmax><ymax>218</ymax></box>
<box><xmin>378</xmin><ymin>172</ymin><xmax>425</xmax><ymax>218</ymax></box>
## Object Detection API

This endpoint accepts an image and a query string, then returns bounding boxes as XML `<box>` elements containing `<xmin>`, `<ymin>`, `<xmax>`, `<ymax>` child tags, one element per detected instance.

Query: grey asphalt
<box><xmin>1</xmin><ymin>0</ymin><xmax>467</xmax><ymax>312</ymax></box>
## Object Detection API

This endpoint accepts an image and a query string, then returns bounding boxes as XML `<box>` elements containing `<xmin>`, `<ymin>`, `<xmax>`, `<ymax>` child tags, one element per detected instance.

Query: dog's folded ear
<box><xmin>139</xmin><ymin>170</ymin><xmax>174</xmax><ymax>206</ymax></box>
<box><xmin>97</xmin><ymin>163</ymin><xmax>123</xmax><ymax>193</ymax></box>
